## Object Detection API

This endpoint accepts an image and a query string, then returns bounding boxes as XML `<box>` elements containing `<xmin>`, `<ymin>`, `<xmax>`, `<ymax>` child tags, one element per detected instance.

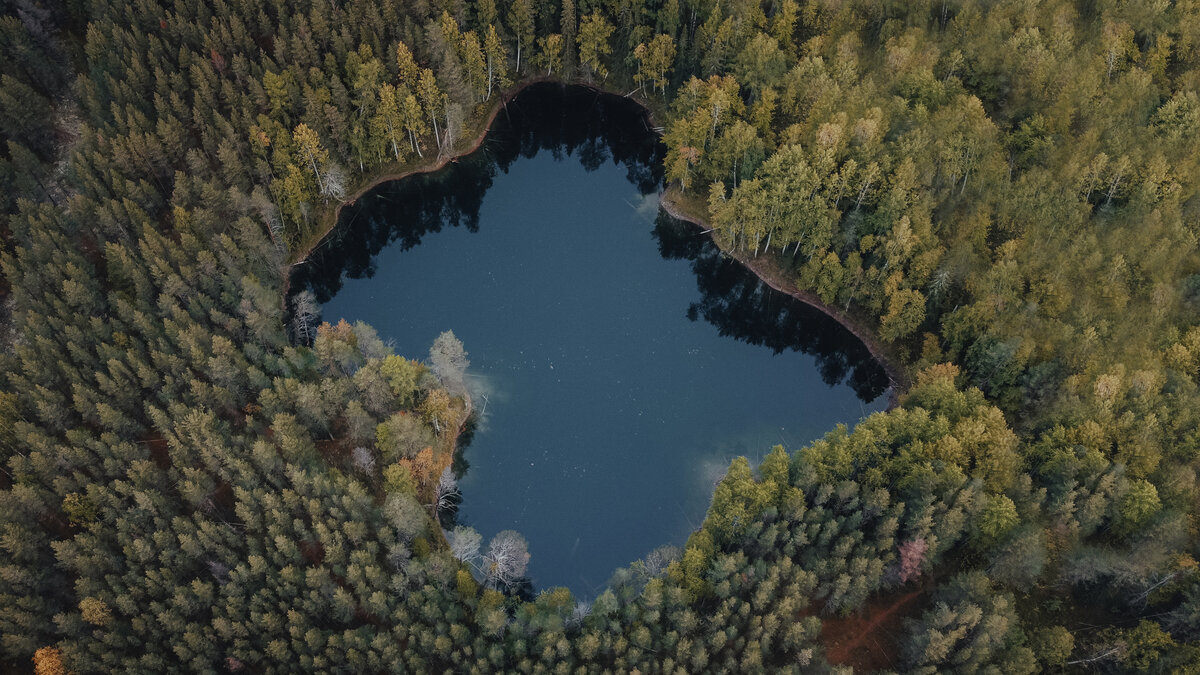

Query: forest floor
<box><xmin>817</xmin><ymin>585</ymin><xmax>928</xmax><ymax>671</ymax></box>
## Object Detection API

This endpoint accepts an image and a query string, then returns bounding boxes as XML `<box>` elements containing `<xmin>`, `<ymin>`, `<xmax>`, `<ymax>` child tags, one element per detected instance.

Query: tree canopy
<box><xmin>1</xmin><ymin>0</ymin><xmax>1198</xmax><ymax>671</ymax></box>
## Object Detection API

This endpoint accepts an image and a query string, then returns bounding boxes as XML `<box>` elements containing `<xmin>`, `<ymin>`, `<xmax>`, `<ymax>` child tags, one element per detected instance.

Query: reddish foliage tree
<box><xmin>898</xmin><ymin>538</ymin><xmax>928</xmax><ymax>583</ymax></box>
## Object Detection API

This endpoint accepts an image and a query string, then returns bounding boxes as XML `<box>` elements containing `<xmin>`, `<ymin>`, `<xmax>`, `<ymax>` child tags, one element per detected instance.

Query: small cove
<box><xmin>290</xmin><ymin>83</ymin><xmax>889</xmax><ymax>593</ymax></box>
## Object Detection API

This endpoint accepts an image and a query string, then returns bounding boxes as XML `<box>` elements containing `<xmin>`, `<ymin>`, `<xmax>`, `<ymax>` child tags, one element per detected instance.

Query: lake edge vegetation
<box><xmin>1</xmin><ymin>0</ymin><xmax>1198</xmax><ymax>673</ymax></box>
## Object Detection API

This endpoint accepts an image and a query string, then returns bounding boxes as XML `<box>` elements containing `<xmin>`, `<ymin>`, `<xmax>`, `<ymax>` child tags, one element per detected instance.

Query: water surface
<box><xmin>291</xmin><ymin>84</ymin><xmax>888</xmax><ymax>593</ymax></box>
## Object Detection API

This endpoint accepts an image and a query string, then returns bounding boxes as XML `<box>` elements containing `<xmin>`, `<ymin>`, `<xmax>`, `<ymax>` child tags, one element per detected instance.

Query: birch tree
<box><xmin>484</xmin><ymin>25</ymin><xmax>507</xmax><ymax>100</ymax></box>
<box><xmin>537</xmin><ymin>34</ymin><xmax>564</xmax><ymax>75</ymax></box>
<box><xmin>507</xmin><ymin>0</ymin><xmax>534</xmax><ymax>73</ymax></box>
<box><xmin>417</xmin><ymin>68</ymin><xmax>443</xmax><ymax>151</ymax></box>
<box><xmin>484</xmin><ymin>530</ymin><xmax>530</xmax><ymax>591</ymax></box>
<box><xmin>577</xmin><ymin>13</ymin><xmax>613</xmax><ymax>80</ymax></box>
<box><xmin>633</xmin><ymin>34</ymin><xmax>676</xmax><ymax>96</ymax></box>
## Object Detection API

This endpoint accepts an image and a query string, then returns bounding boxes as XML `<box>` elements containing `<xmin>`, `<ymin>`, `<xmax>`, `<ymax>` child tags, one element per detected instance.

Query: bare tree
<box><xmin>249</xmin><ymin>186</ymin><xmax>287</xmax><ymax>258</ymax></box>
<box><xmin>351</xmin><ymin>446</ymin><xmax>375</xmax><ymax>475</ymax></box>
<box><xmin>484</xmin><ymin>530</ymin><xmax>530</xmax><ymax>591</ymax></box>
<box><xmin>320</xmin><ymin>163</ymin><xmax>348</xmax><ymax>201</ymax></box>
<box><xmin>567</xmin><ymin>600</ymin><xmax>591</xmax><ymax>629</ymax></box>
<box><xmin>440</xmin><ymin>100</ymin><xmax>464</xmax><ymax>158</ymax></box>
<box><xmin>447</xmin><ymin>525</ymin><xmax>482</xmax><ymax>565</ymax></box>
<box><xmin>386</xmin><ymin>541</ymin><xmax>412</xmax><ymax>573</ymax></box>
<box><xmin>643</xmin><ymin>545</ymin><xmax>680</xmax><ymax>576</ymax></box>
<box><xmin>206</xmin><ymin>559</ymin><xmax>230</xmax><ymax>585</ymax></box>
<box><xmin>435</xmin><ymin>466</ymin><xmax>461</xmax><ymax>515</ymax></box>
<box><xmin>291</xmin><ymin>290</ymin><xmax>320</xmax><ymax>345</ymax></box>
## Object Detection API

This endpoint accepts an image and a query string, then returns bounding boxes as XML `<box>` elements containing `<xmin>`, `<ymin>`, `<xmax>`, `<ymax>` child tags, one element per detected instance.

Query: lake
<box><xmin>290</xmin><ymin>83</ymin><xmax>889</xmax><ymax>594</ymax></box>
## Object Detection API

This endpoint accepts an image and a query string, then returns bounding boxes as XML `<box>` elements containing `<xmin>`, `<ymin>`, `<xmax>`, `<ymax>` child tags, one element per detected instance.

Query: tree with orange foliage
<box><xmin>33</xmin><ymin>647</ymin><xmax>65</xmax><ymax>675</ymax></box>
<box><xmin>397</xmin><ymin>446</ymin><xmax>452</xmax><ymax>503</ymax></box>
<box><xmin>313</xmin><ymin>319</ymin><xmax>361</xmax><ymax>374</ymax></box>
<box><xmin>419</xmin><ymin>388</ymin><xmax>454</xmax><ymax>434</ymax></box>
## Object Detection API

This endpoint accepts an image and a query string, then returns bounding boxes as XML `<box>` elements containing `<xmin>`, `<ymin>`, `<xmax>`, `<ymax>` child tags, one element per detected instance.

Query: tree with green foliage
<box><xmin>507</xmin><ymin>0</ymin><xmax>535</xmax><ymax>74</ymax></box>
<box><xmin>371</xmin><ymin>84</ymin><xmax>407</xmax><ymax>161</ymax></box>
<box><xmin>417</xmin><ymin>69</ymin><xmax>444</xmax><ymax>152</ymax></box>
<box><xmin>1</xmin><ymin>0</ymin><xmax>1199</xmax><ymax>671</ymax></box>
<box><xmin>484</xmin><ymin>25</ymin><xmax>508</xmax><ymax>100</ymax></box>
<box><xmin>633</xmin><ymin>34</ymin><xmax>676</xmax><ymax>96</ymax></box>
<box><xmin>901</xmin><ymin>572</ymin><xmax>1037</xmax><ymax>674</ymax></box>
<box><xmin>536</xmin><ymin>34</ymin><xmax>564</xmax><ymax>75</ymax></box>
<box><xmin>577</xmin><ymin>13</ymin><xmax>613</xmax><ymax>80</ymax></box>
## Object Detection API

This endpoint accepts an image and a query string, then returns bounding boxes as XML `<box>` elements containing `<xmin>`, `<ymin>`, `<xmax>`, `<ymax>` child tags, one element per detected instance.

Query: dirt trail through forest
<box><xmin>819</xmin><ymin>586</ymin><xmax>926</xmax><ymax>671</ymax></box>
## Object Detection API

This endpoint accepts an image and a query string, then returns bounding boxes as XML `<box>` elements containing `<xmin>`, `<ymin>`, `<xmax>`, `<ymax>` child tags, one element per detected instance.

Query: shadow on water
<box><xmin>652</xmin><ymin>214</ymin><xmax>889</xmax><ymax>401</ymax></box>
<box><xmin>293</xmin><ymin>83</ymin><xmax>663</xmax><ymax>304</ymax></box>
<box><xmin>291</xmin><ymin>82</ymin><xmax>887</xmax><ymax>401</ymax></box>
<box><xmin>288</xmin><ymin>82</ymin><xmax>893</xmax><ymax>591</ymax></box>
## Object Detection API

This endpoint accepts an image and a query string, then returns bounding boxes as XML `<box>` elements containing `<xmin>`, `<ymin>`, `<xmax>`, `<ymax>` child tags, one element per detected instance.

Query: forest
<box><xmin>0</xmin><ymin>0</ymin><xmax>1198</xmax><ymax>672</ymax></box>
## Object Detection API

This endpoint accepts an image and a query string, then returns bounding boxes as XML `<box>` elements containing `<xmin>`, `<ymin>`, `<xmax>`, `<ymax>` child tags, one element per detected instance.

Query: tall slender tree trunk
<box><xmin>305</xmin><ymin>150</ymin><xmax>324</xmax><ymax>191</ymax></box>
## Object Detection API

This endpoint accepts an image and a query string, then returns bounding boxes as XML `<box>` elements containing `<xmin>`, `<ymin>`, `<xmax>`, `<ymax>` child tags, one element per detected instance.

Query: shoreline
<box><xmin>281</xmin><ymin>77</ymin><xmax>554</xmax><ymax>305</ymax></box>
<box><xmin>286</xmin><ymin>76</ymin><xmax>659</xmax><ymax>270</ymax></box>
<box><xmin>284</xmin><ymin>76</ymin><xmax>906</xmax><ymax>403</ymax></box>
<box><xmin>280</xmin><ymin>76</ymin><xmax>660</xmax><ymax>307</ymax></box>
<box><xmin>659</xmin><ymin>190</ymin><xmax>908</xmax><ymax>406</ymax></box>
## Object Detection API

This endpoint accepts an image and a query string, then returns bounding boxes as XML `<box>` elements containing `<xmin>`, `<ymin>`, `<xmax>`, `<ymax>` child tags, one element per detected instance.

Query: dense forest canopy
<box><xmin>0</xmin><ymin>0</ymin><xmax>1198</xmax><ymax>672</ymax></box>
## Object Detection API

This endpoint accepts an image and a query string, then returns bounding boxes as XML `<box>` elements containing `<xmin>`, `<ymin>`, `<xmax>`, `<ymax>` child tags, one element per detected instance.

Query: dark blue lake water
<box><xmin>291</xmin><ymin>84</ymin><xmax>888</xmax><ymax>594</ymax></box>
